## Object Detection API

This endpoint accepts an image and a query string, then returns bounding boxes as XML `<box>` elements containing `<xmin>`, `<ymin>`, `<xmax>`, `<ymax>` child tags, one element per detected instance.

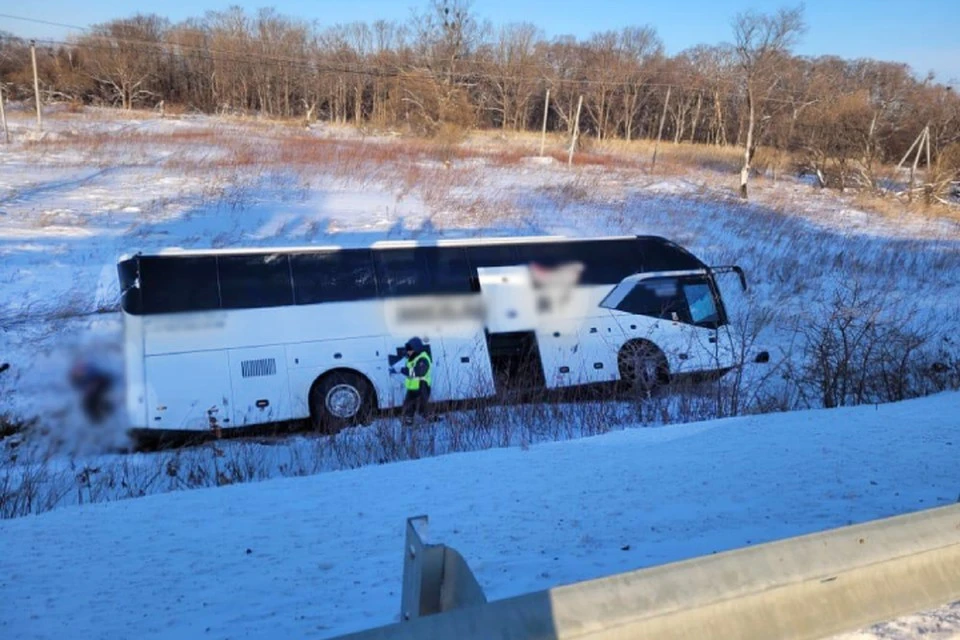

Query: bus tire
<box><xmin>309</xmin><ymin>370</ymin><xmax>374</xmax><ymax>434</ymax></box>
<box><xmin>618</xmin><ymin>340</ymin><xmax>669</xmax><ymax>395</ymax></box>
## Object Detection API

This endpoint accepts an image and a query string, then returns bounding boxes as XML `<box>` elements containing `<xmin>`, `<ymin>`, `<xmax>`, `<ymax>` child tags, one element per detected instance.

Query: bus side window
<box><xmin>425</xmin><ymin>247</ymin><xmax>473</xmax><ymax>294</ymax></box>
<box><xmin>374</xmin><ymin>248</ymin><xmax>430</xmax><ymax>297</ymax></box>
<box><xmin>291</xmin><ymin>250</ymin><xmax>377</xmax><ymax>304</ymax></box>
<box><xmin>616</xmin><ymin>278</ymin><xmax>688</xmax><ymax>322</ymax></box>
<box><xmin>118</xmin><ymin>258</ymin><xmax>142</xmax><ymax>314</ymax></box>
<box><xmin>139</xmin><ymin>256</ymin><xmax>220</xmax><ymax>314</ymax></box>
<box><xmin>465</xmin><ymin>244</ymin><xmax>521</xmax><ymax>271</ymax></box>
<box><xmin>682</xmin><ymin>280</ymin><xmax>720</xmax><ymax>326</ymax></box>
<box><xmin>574</xmin><ymin>239</ymin><xmax>635</xmax><ymax>284</ymax></box>
<box><xmin>218</xmin><ymin>254</ymin><xmax>294</xmax><ymax>309</ymax></box>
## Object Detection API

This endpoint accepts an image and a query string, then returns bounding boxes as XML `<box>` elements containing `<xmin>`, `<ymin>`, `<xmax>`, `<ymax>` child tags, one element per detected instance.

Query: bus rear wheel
<box><xmin>310</xmin><ymin>371</ymin><xmax>373</xmax><ymax>434</ymax></box>
<box><xmin>618</xmin><ymin>340</ymin><xmax>669</xmax><ymax>396</ymax></box>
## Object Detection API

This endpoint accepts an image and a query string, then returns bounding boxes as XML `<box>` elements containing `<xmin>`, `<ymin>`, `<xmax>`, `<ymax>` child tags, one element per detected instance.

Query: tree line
<box><xmin>1</xmin><ymin>1</ymin><xmax>958</xmax><ymax>197</ymax></box>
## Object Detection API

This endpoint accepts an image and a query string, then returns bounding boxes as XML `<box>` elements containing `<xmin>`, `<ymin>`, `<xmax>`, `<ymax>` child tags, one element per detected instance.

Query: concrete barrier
<box><xmin>333</xmin><ymin>503</ymin><xmax>960</xmax><ymax>639</ymax></box>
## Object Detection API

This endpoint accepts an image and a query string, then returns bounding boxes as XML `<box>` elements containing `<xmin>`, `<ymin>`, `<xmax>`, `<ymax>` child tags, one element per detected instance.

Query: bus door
<box><xmin>433</xmin><ymin>333</ymin><xmax>496</xmax><ymax>402</ymax></box>
<box><xmin>475</xmin><ymin>265</ymin><xmax>589</xmax><ymax>389</ymax></box>
<box><xmin>475</xmin><ymin>266</ymin><xmax>538</xmax><ymax>333</ymax></box>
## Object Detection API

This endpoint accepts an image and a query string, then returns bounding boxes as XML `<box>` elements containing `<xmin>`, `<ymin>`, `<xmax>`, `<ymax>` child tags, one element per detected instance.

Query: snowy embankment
<box><xmin>2</xmin><ymin>391</ymin><xmax>958</xmax><ymax>639</ymax></box>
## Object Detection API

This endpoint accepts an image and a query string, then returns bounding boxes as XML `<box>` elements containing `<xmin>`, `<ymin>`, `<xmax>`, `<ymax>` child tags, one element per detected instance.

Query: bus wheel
<box><xmin>618</xmin><ymin>340</ymin><xmax>669</xmax><ymax>396</ymax></box>
<box><xmin>310</xmin><ymin>371</ymin><xmax>373</xmax><ymax>434</ymax></box>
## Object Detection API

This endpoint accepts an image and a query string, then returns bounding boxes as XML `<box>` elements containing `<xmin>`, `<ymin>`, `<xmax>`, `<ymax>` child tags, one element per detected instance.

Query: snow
<box><xmin>2</xmin><ymin>391</ymin><xmax>959</xmax><ymax>639</ymax></box>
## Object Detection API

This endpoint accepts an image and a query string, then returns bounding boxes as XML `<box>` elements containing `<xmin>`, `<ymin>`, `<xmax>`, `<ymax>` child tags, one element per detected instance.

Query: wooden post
<box><xmin>0</xmin><ymin>84</ymin><xmax>9</xmax><ymax>144</ymax></box>
<box><xmin>923</xmin><ymin>126</ymin><xmax>932</xmax><ymax>205</ymax></box>
<box><xmin>689</xmin><ymin>92</ymin><xmax>702</xmax><ymax>143</ymax></box>
<box><xmin>539</xmin><ymin>89</ymin><xmax>550</xmax><ymax>157</ymax></box>
<box><xmin>568</xmin><ymin>95</ymin><xmax>583</xmax><ymax>167</ymax></box>
<box><xmin>651</xmin><ymin>86</ymin><xmax>672</xmax><ymax>171</ymax></box>
<box><xmin>30</xmin><ymin>40</ymin><xmax>42</xmax><ymax>130</ymax></box>
<box><xmin>897</xmin><ymin>127</ymin><xmax>927</xmax><ymax>202</ymax></box>
<box><xmin>909</xmin><ymin>127</ymin><xmax>928</xmax><ymax>202</ymax></box>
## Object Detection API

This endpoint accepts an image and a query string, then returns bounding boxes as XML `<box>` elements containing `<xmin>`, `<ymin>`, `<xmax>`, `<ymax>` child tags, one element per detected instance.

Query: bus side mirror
<box><xmin>708</xmin><ymin>265</ymin><xmax>748</xmax><ymax>292</ymax></box>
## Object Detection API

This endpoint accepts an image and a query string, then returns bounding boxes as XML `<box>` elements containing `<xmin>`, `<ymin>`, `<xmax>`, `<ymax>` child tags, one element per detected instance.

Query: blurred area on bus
<box><xmin>384</xmin><ymin>261</ymin><xmax>586</xmax><ymax>337</ymax></box>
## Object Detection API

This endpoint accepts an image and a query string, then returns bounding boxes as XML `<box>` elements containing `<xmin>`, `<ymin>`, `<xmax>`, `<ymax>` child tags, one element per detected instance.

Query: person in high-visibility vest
<box><xmin>399</xmin><ymin>337</ymin><xmax>433</xmax><ymax>425</ymax></box>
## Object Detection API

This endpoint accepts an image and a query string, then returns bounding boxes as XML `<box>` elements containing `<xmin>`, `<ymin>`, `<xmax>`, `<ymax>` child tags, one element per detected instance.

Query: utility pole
<box><xmin>539</xmin><ymin>89</ymin><xmax>550</xmax><ymax>157</ymax></box>
<box><xmin>0</xmin><ymin>84</ymin><xmax>9</xmax><ymax>144</ymax></box>
<box><xmin>651</xmin><ymin>86</ymin><xmax>672</xmax><ymax>171</ymax></box>
<box><xmin>567</xmin><ymin>95</ymin><xmax>583</xmax><ymax>167</ymax></box>
<box><xmin>30</xmin><ymin>40</ymin><xmax>42</xmax><ymax>130</ymax></box>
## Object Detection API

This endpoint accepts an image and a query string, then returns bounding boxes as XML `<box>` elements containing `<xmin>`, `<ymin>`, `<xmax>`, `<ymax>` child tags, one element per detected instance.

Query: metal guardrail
<box><xmin>400</xmin><ymin>515</ymin><xmax>486</xmax><ymax>621</ymax></box>
<box><xmin>334</xmin><ymin>505</ymin><xmax>960</xmax><ymax>640</ymax></box>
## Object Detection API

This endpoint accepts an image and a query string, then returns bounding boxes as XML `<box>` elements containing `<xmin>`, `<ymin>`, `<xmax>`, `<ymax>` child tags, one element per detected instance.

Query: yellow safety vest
<box><xmin>404</xmin><ymin>352</ymin><xmax>433</xmax><ymax>391</ymax></box>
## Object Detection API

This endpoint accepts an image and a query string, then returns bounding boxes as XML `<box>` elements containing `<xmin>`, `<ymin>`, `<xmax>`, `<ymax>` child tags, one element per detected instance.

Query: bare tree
<box><xmin>732</xmin><ymin>5</ymin><xmax>805</xmax><ymax>198</ymax></box>
<box><xmin>615</xmin><ymin>26</ymin><xmax>663</xmax><ymax>141</ymax></box>
<box><xmin>479</xmin><ymin>22</ymin><xmax>542</xmax><ymax>130</ymax></box>
<box><xmin>78</xmin><ymin>15</ymin><xmax>168</xmax><ymax>110</ymax></box>
<box><xmin>542</xmin><ymin>36</ymin><xmax>586</xmax><ymax>137</ymax></box>
<box><xmin>403</xmin><ymin>0</ymin><xmax>480</xmax><ymax>133</ymax></box>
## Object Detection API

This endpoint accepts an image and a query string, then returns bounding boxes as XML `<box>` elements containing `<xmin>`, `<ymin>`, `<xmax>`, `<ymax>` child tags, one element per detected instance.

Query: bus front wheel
<box><xmin>618</xmin><ymin>340</ymin><xmax>669</xmax><ymax>396</ymax></box>
<box><xmin>310</xmin><ymin>371</ymin><xmax>373</xmax><ymax>434</ymax></box>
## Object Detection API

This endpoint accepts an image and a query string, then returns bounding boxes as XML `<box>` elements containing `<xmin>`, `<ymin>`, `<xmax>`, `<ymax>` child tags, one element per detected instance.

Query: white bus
<box><xmin>116</xmin><ymin>235</ymin><xmax>757</xmax><ymax>436</ymax></box>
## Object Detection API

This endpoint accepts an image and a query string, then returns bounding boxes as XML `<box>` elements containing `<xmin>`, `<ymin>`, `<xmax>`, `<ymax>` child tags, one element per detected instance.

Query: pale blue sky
<box><xmin>1</xmin><ymin>0</ymin><xmax>957</xmax><ymax>84</ymax></box>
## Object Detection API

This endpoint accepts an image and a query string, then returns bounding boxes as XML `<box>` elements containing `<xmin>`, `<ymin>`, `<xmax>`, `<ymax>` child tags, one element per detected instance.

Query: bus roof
<box><xmin>117</xmin><ymin>234</ymin><xmax>657</xmax><ymax>262</ymax></box>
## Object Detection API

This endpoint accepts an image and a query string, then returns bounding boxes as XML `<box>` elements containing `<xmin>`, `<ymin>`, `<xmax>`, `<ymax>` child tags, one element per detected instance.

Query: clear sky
<box><xmin>1</xmin><ymin>0</ymin><xmax>957</xmax><ymax>84</ymax></box>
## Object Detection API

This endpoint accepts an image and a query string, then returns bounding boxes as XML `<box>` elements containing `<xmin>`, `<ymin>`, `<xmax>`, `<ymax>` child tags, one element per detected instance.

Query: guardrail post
<box><xmin>400</xmin><ymin>515</ymin><xmax>486</xmax><ymax>622</ymax></box>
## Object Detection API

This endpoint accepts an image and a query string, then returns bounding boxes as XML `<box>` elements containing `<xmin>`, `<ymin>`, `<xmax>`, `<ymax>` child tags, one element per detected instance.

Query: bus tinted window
<box><xmin>291</xmin><ymin>250</ymin><xmax>377</xmax><ymax>304</ymax></box>
<box><xmin>117</xmin><ymin>258</ymin><xmax>138</xmax><ymax>292</ymax></box>
<box><xmin>466</xmin><ymin>244</ymin><xmax>521</xmax><ymax>270</ymax></box>
<box><xmin>218</xmin><ymin>254</ymin><xmax>294</xmax><ymax>309</ymax></box>
<box><xmin>683</xmin><ymin>281</ymin><xmax>719</xmax><ymax>325</ymax></box>
<box><xmin>520</xmin><ymin>242</ymin><xmax>584</xmax><ymax>268</ymax></box>
<box><xmin>617</xmin><ymin>277</ymin><xmax>688</xmax><ymax>321</ymax></box>
<box><xmin>582</xmin><ymin>240</ymin><xmax>641</xmax><ymax>283</ymax></box>
<box><xmin>515</xmin><ymin>239</ymin><xmax>641</xmax><ymax>285</ymax></box>
<box><xmin>374</xmin><ymin>249</ymin><xmax>430</xmax><ymax>296</ymax></box>
<box><xmin>424</xmin><ymin>247</ymin><xmax>473</xmax><ymax>294</ymax></box>
<box><xmin>117</xmin><ymin>258</ymin><xmax>142</xmax><ymax>314</ymax></box>
<box><xmin>638</xmin><ymin>238</ymin><xmax>703</xmax><ymax>271</ymax></box>
<box><xmin>139</xmin><ymin>256</ymin><xmax>220</xmax><ymax>314</ymax></box>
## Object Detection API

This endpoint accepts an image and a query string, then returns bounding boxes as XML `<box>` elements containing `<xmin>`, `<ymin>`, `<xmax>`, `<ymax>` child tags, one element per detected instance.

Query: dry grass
<box><xmin>13</xmin><ymin>110</ymin><xmax>959</xmax><ymax>229</ymax></box>
<box><xmin>851</xmin><ymin>191</ymin><xmax>960</xmax><ymax>224</ymax></box>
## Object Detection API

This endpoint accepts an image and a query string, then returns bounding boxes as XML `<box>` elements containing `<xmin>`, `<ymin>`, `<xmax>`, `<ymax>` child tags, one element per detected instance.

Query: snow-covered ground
<box><xmin>1</xmin><ymin>105</ymin><xmax>958</xmax><ymax>638</ymax></box>
<box><xmin>1</xmin><ymin>105</ymin><xmax>958</xmax><ymax>441</ymax></box>
<box><xmin>2</xmin><ymin>391</ymin><xmax>959</xmax><ymax>639</ymax></box>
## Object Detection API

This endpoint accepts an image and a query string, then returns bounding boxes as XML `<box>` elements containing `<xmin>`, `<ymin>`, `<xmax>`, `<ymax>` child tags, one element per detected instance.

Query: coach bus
<box><xmin>116</xmin><ymin>235</ymin><xmax>756</xmax><ymax>434</ymax></box>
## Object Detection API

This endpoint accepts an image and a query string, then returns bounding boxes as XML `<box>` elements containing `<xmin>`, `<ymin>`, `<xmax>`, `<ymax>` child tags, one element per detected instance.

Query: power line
<box><xmin>0</xmin><ymin>13</ymin><xmax>88</xmax><ymax>33</ymax></box>
<box><xmin>14</xmin><ymin>36</ymin><xmax>788</xmax><ymax>106</ymax></box>
<box><xmin>3</xmin><ymin>30</ymin><xmax>955</xmax><ymax>113</ymax></box>
<box><xmin>4</xmin><ymin>11</ymin><xmax>954</xmax><ymax>100</ymax></box>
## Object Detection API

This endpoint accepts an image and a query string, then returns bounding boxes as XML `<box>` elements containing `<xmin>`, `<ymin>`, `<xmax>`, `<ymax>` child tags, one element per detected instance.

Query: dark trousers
<box><xmin>402</xmin><ymin>384</ymin><xmax>431</xmax><ymax>423</ymax></box>
<box><xmin>82</xmin><ymin>379</ymin><xmax>112</xmax><ymax>424</ymax></box>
